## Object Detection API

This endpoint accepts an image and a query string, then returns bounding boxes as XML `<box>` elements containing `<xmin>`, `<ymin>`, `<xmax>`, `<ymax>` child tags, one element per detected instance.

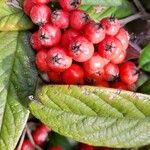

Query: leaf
<box><xmin>139</xmin><ymin>43</ymin><xmax>150</xmax><ymax>72</ymax></box>
<box><xmin>29</xmin><ymin>85</ymin><xmax>150</xmax><ymax>148</ymax></box>
<box><xmin>0</xmin><ymin>32</ymin><xmax>38</xmax><ymax>150</ymax></box>
<box><xmin>0</xmin><ymin>0</ymin><xmax>33</xmax><ymax>31</ymax></box>
<box><xmin>138</xmin><ymin>79</ymin><xmax>150</xmax><ymax>95</ymax></box>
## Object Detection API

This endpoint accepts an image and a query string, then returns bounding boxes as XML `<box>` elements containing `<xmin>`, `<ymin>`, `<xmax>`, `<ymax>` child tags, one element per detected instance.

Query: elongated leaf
<box><xmin>29</xmin><ymin>85</ymin><xmax>150</xmax><ymax>148</ymax></box>
<box><xmin>0</xmin><ymin>32</ymin><xmax>37</xmax><ymax>150</ymax></box>
<box><xmin>0</xmin><ymin>0</ymin><xmax>33</xmax><ymax>31</ymax></box>
<box><xmin>139</xmin><ymin>43</ymin><xmax>150</xmax><ymax>72</ymax></box>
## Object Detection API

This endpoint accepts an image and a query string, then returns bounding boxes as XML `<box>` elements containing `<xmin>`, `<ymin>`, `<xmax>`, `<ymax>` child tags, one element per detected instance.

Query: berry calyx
<box><xmin>35</xmin><ymin>50</ymin><xmax>49</xmax><ymax>72</ymax></box>
<box><xmin>20</xmin><ymin>139</ymin><xmax>34</xmax><ymax>150</ymax></box>
<box><xmin>30</xmin><ymin>4</ymin><xmax>51</xmax><ymax>25</ymax></box>
<box><xmin>62</xmin><ymin>64</ymin><xmax>84</xmax><ymax>84</ymax></box>
<box><xmin>47</xmin><ymin>71</ymin><xmax>62</xmax><ymax>83</ymax></box>
<box><xmin>119</xmin><ymin>61</ymin><xmax>139</xmax><ymax>84</ymax></box>
<box><xmin>100</xmin><ymin>17</ymin><xmax>120</xmax><ymax>36</ymax></box>
<box><xmin>84</xmin><ymin>21</ymin><xmax>106</xmax><ymax>44</ymax></box>
<box><xmin>69</xmin><ymin>36</ymin><xmax>94</xmax><ymax>62</ymax></box>
<box><xmin>70</xmin><ymin>10</ymin><xmax>89</xmax><ymax>30</ymax></box>
<box><xmin>46</xmin><ymin>47</ymin><xmax>72</xmax><ymax>72</ymax></box>
<box><xmin>59</xmin><ymin>0</ymin><xmax>81</xmax><ymax>11</ymax></box>
<box><xmin>39</xmin><ymin>23</ymin><xmax>61</xmax><ymax>47</ymax></box>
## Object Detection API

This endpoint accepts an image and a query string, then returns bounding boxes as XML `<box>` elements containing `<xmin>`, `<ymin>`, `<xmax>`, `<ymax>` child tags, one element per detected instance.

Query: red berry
<box><xmin>83</xmin><ymin>53</ymin><xmax>108</xmax><ymax>75</ymax></box>
<box><xmin>33</xmin><ymin>0</ymin><xmax>51</xmax><ymax>4</ymax></box>
<box><xmin>69</xmin><ymin>36</ymin><xmax>94</xmax><ymax>62</ymax></box>
<box><xmin>119</xmin><ymin>61</ymin><xmax>139</xmax><ymax>84</ymax></box>
<box><xmin>100</xmin><ymin>17</ymin><xmax>120</xmax><ymax>36</ymax></box>
<box><xmin>47</xmin><ymin>71</ymin><xmax>62</xmax><ymax>83</ymax></box>
<box><xmin>30</xmin><ymin>32</ymin><xmax>42</xmax><ymax>51</ymax></box>
<box><xmin>61</xmin><ymin>29</ymin><xmax>79</xmax><ymax>48</ymax></box>
<box><xmin>50</xmin><ymin>146</ymin><xmax>62</xmax><ymax>150</ymax></box>
<box><xmin>116</xmin><ymin>27</ymin><xmax>129</xmax><ymax>50</ymax></box>
<box><xmin>51</xmin><ymin>9</ymin><xmax>69</xmax><ymax>29</ymax></box>
<box><xmin>96</xmin><ymin>80</ymin><xmax>109</xmax><ymax>88</ymax></box>
<box><xmin>84</xmin><ymin>21</ymin><xmax>106</xmax><ymax>44</ymax></box>
<box><xmin>80</xmin><ymin>144</ymin><xmax>95</xmax><ymax>150</ymax></box>
<box><xmin>62</xmin><ymin>64</ymin><xmax>84</xmax><ymax>84</ymax></box>
<box><xmin>59</xmin><ymin>0</ymin><xmax>81</xmax><ymax>11</ymax></box>
<box><xmin>32</xmin><ymin>124</ymin><xmax>50</xmax><ymax>146</ymax></box>
<box><xmin>103</xmin><ymin>62</ymin><xmax>119</xmax><ymax>81</ymax></box>
<box><xmin>98</xmin><ymin>36</ymin><xmax>124</xmax><ymax>64</ymax></box>
<box><xmin>39</xmin><ymin>23</ymin><xmax>61</xmax><ymax>47</ymax></box>
<box><xmin>111</xmin><ymin>81</ymin><xmax>128</xmax><ymax>90</ymax></box>
<box><xmin>30</xmin><ymin>4</ymin><xmax>51</xmax><ymax>25</ymax></box>
<box><xmin>23</xmin><ymin>0</ymin><xmax>35</xmax><ymax>16</ymax></box>
<box><xmin>35</xmin><ymin>50</ymin><xmax>49</xmax><ymax>72</ymax></box>
<box><xmin>70</xmin><ymin>10</ymin><xmax>89</xmax><ymax>30</ymax></box>
<box><xmin>46</xmin><ymin>47</ymin><xmax>72</xmax><ymax>72</ymax></box>
<box><xmin>21</xmin><ymin>139</ymin><xmax>34</xmax><ymax>150</ymax></box>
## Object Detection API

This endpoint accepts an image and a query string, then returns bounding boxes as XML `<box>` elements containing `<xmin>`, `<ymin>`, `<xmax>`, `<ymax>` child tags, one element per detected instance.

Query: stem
<box><xmin>129</xmin><ymin>41</ymin><xmax>142</xmax><ymax>52</ymax></box>
<box><xmin>133</xmin><ymin>0</ymin><xmax>146</xmax><ymax>13</ymax></box>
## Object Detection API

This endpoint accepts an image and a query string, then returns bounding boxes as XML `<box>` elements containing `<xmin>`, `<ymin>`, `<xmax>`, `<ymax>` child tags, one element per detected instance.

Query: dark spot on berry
<box><xmin>82</xmin><ymin>13</ymin><xmax>89</xmax><ymax>22</ymax></box>
<box><xmin>72</xmin><ymin>43</ymin><xmax>82</xmax><ymax>53</ymax></box>
<box><xmin>70</xmin><ymin>0</ymin><xmax>80</xmax><ymax>8</ymax></box>
<box><xmin>108</xmin><ymin>16</ymin><xmax>116</xmax><ymax>22</ymax></box>
<box><xmin>105</xmin><ymin>42</ymin><xmax>115</xmax><ymax>52</ymax></box>
<box><xmin>133</xmin><ymin>69</ymin><xmax>140</xmax><ymax>76</ymax></box>
<box><xmin>95</xmin><ymin>23</ymin><xmax>104</xmax><ymax>30</ymax></box>
<box><xmin>40</xmin><ymin>33</ymin><xmax>49</xmax><ymax>40</ymax></box>
<box><xmin>52</xmin><ymin>54</ymin><xmax>62</xmax><ymax>65</ymax></box>
<box><xmin>85</xmin><ymin>78</ymin><xmax>95</xmax><ymax>85</ymax></box>
<box><xmin>52</xmin><ymin>10</ymin><xmax>60</xmax><ymax>20</ymax></box>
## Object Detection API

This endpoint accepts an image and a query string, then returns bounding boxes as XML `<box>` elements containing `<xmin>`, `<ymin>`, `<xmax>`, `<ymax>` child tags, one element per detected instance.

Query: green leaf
<box><xmin>139</xmin><ymin>43</ymin><xmax>150</xmax><ymax>72</ymax></box>
<box><xmin>138</xmin><ymin>79</ymin><xmax>150</xmax><ymax>95</ymax></box>
<box><xmin>0</xmin><ymin>0</ymin><xmax>33</xmax><ymax>31</ymax></box>
<box><xmin>29</xmin><ymin>85</ymin><xmax>150</xmax><ymax>148</ymax></box>
<box><xmin>0</xmin><ymin>32</ymin><xmax>38</xmax><ymax>150</ymax></box>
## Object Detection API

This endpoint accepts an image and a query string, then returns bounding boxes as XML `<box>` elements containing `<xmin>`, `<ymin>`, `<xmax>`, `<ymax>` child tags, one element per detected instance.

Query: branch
<box><xmin>133</xmin><ymin>0</ymin><xmax>146</xmax><ymax>14</ymax></box>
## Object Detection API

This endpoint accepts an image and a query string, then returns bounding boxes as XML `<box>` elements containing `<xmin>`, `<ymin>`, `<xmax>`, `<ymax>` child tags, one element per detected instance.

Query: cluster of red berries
<box><xmin>23</xmin><ymin>0</ymin><xmax>139</xmax><ymax>90</ymax></box>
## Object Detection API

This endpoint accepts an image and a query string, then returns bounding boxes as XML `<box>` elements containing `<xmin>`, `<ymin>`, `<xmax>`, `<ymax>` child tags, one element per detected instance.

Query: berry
<box><xmin>62</xmin><ymin>64</ymin><xmax>84</xmax><ymax>84</ymax></box>
<box><xmin>111</xmin><ymin>81</ymin><xmax>128</xmax><ymax>90</ymax></box>
<box><xmin>84</xmin><ymin>21</ymin><xmax>106</xmax><ymax>44</ymax></box>
<box><xmin>61</xmin><ymin>29</ymin><xmax>79</xmax><ymax>48</ymax></box>
<box><xmin>116</xmin><ymin>27</ymin><xmax>129</xmax><ymax>50</ymax></box>
<box><xmin>46</xmin><ymin>47</ymin><xmax>72</xmax><ymax>72</ymax></box>
<box><xmin>103</xmin><ymin>62</ymin><xmax>119</xmax><ymax>81</ymax></box>
<box><xmin>69</xmin><ymin>36</ymin><xmax>94</xmax><ymax>62</ymax></box>
<box><xmin>30</xmin><ymin>4</ymin><xmax>51</xmax><ymax>25</ymax></box>
<box><xmin>59</xmin><ymin>0</ymin><xmax>81</xmax><ymax>11</ymax></box>
<box><xmin>39</xmin><ymin>23</ymin><xmax>61</xmax><ymax>47</ymax></box>
<box><xmin>47</xmin><ymin>71</ymin><xmax>62</xmax><ymax>83</ymax></box>
<box><xmin>51</xmin><ymin>9</ymin><xmax>69</xmax><ymax>29</ymax></box>
<box><xmin>21</xmin><ymin>139</ymin><xmax>34</xmax><ymax>150</ymax></box>
<box><xmin>35</xmin><ymin>50</ymin><xmax>49</xmax><ymax>72</ymax></box>
<box><xmin>119</xmin><ymin>61</ymin><xmax>139</xmax><ymax>84</ymax></box>
<box><xmin>70</xmin><ymin>10</ymin><xmax>89</xmax><ymax>30</ymax></box>
<box><xmin>50</xmin><ymin>146</ymin><xmax>62</xmax><ymax>150</ymax></box>
<box><xmin>83</xmin><ymin>53</ymin><xmax>108</xmax><ymax>75</ymax></box>
<box><xmin>33</xmin><ymin>0</ymin><xmax>51</xmax><ymax>4</ymax></box>
<box><xmin>98</xmin><ymin>36</ymin><xmax>124</xmax><ymax>64</ymax></box>
<box><xmin>32</xmin><ymin>124</ymin><xmax>50</xmax><ymax>146</ymax></box>
<box><xmin>80</xmin><ymin>144</ymin><xmax>95</xmax><ymax>150</ymax></box>
<box><xmin>100</xmin><ymin>17</ymin><xmax>120</xmax><ymax>36</ymax></box>
<box><xmin>96</xmin><ymin>80</ymin><xmax>109</xmax><ymax>87</ymax></box>
<box><xmin>30</xmin><ymin>32</ymin><xmax>42</xmax><ymax>51</ymax></box>
<box><xmin>23</xmin><ymin>0</ymin><xmax>35</xmax><ymax>16</ymax></box>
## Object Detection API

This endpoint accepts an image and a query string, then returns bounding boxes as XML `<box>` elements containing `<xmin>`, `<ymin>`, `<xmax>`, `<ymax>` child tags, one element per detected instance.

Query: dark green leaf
<box><xmin>139</xmin><ymin>43</ymin><xmax>150</xmax><ymax>72</ymax></box>
<box><xmin>0</xmin><ymin>0</ymin><xmax>33</xmax><ymax>31</ymax></box>
<box><xmin>0</xmin><ymin>32</ymin><xmax>38</xmax><ymax>150</ymax></box>
<box><xmin>29</xmin><ymin>85</ymin><xmax>150</xmax><ymax>148</ymax></box>
<box><xmin>138</xmin><ymin>79</ymin><xmax>150</xmax><ymax>95</ymax></box>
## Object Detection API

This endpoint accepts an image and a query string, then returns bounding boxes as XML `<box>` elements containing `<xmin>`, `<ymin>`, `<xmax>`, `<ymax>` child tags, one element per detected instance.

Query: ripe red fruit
<box><xmin>96</xmin><ymin>80</ymin><xmax>109</xmax><ymax>87</ymax></box>
<box><xmin>62</xmin><ymin>64</ymin><xmax>84</xmax><ymax>84</ymax></box>
<box><xmin>32</xmin><ymin>124</ymin><xmax>50</xmax><ymax>146</ymax></box>
<box><xmin>69</xmin><ymin>36</ymin><xmax>94</xmax><ymax>62</ymax></box>
<box><xmin>39</xmin><ymin>23</ymin><xmax>61</xmax><ymax>47</ymax></box>
<box><xmin>83</xmin><ymin>53</ymin><xmax>108</xmax><ymax>75</ymax></box>
<box><xmin>59</xmin><ymin>0</ymin><xmax>81</xmax><ymax>11</ymax></box>
<box><xmin>111</xmin><ymin>81</ymin><xmax>128</xmax><ymax>90</ymax></box>
<box><xmin>119</xmin><ymin>61</ymin><xmax>139</xmax><ymax>84</ymax></box>
<box><xmin>80</xmin><ymin>144</ymin><xmax>95</xmax><ymax>150</ymax></box>
<box><xmin>51</xmin><ymin>9</ymin><xmax>69</xmax><ymax>29</ymax></box>
<box><xmin>61</xmin><ymin>29</ymin><xmax>79</xmax><ymax>48</ymax></box>
<box><xmin>47</xmin><ymin>71</ymin><xmax>62</xmax><ymax>83</ymax></box>
<box><xmin>35</xmin><ymin>50</ymin><xmax>49</xmax><ymax>72</ymax></box>
<box><xmin>23</xmin><ymin>0</ymin><xmax>35</xmax><ymax>16</ymax></box>
<box><xmin>98</xmin><ymin>36</ymin><xmax>124</xmax><ymax>64</ymax></box>
<box><xmin>30</xmin><ymin>4</ymin><xmax>51</xmax><ymax>25</ymax></box>
<box><xmin>46</xmin><ymin>47</ymin><xmax>72</xmax><ymax>72</ymax></box>
<box><xmin>21</xmin><ymin>139</ymin><xmax>34</xmax><ymax>150</ymax></box>
<box><xmin>116</xmin><ymin>27</ymin><xmax>129</xmax><ymax>50</ymax></box>
<box><xmin>70</xmin><ymin>10</ymin><xmax>89</xmax><ymax>30</ymax></box>
<box><xmin>33</xmin><ymin>0</ymin><xmax>51</xmax><ymax>4</ymax></box>
<box><xmin>84</xmin><ymin>21</ymin><xmax>106</xmax><ymax>44</ymax></box>
<box><xmin>100</xmin><ymin>17</ymin><xmax>120</xmax><ymax>36</ymax></box>
<box><xmin>103</xmin><ymin>62</ymin><xmax>119</xmax><ymax>81</ymax></box>
<box><xmin>50</xmin><ymin>146</ymin><xmax>62</xmax><ymax>150</ymax></box>
<box><xmin>30</xmin><ymin>32</ymin><xmax>42</xmax><ymax>51</ymax></box>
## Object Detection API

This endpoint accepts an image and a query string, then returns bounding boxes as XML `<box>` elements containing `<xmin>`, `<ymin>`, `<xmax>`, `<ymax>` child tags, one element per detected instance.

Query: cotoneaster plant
<box><xmin>0</xmin><ymin>0</ymin><xmax>150</xmax><ymax>150</ymax></box>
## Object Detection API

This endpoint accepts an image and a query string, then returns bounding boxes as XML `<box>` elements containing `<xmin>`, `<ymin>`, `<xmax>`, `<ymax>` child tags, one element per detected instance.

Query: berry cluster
<box><xmin>24</xmin><ymin>0</ymin><xmax>139</xmax><ymax>90</ymax></box>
